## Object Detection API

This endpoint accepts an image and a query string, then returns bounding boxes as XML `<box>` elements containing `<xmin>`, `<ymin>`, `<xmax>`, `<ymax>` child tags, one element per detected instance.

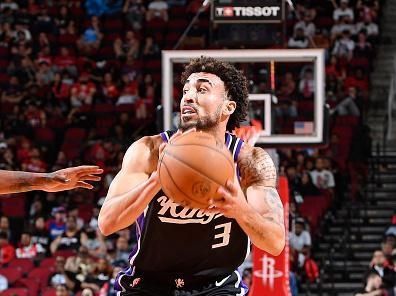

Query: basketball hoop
<box><xmin>234</xmin><ymin>119</ymin><xmax>263</xmax><ymax>146</ymax></box>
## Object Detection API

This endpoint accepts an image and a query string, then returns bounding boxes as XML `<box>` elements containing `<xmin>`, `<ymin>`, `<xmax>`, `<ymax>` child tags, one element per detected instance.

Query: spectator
<box><xmin>0</xmin><ymin>274</ymin><xmax>7</xmax><ymax>292</ymax></box>
<box><xmin>332</xmin><ymin>87</ymin><xmax>361</xmax><ymax>116</ymax></box>
<box><xmin>331</xmin><ymin>16</ymin><xmax>356</xmax><ymax>41</ymax></box>
<box><xmin>55</xmin><ymin>284</ymin><xmax>71</xmax><ymax>296</ymax></box>
<box><xmin>50</xmin><ymin>257</ymin><xmax>78</xmax><ymax>291</ymax></box>
<box><xmin>81</xmin><ymin>258</ymin><xmax>111</xmax><ymax>292</ymax></box>
<box><xmin>278</xmin><ymin>72</ymin><xmax>296</xmax><ymax>98</ymax></box>
<box><xmin>310</xmin><ymin>157</ymin><xmax>336</xmax><ymax>190</ymax></box>
<box><xmin>77</xmin><ymin>16</ymin><xmax>103</xmax><ymax>56</ymax></box>
<box><xmin>332</xmin><ymin>0</ymin><xmax>354</xmax><ymax>22</ymax></box>
<box><xmin>123</xmin><ymin>0</ymin><xmax>145</xmax><ymax>31</ymax></box>
<box><xmin>368</xmin><ymin>250</ymin><xmax>396</xmax><ymax>289</ymax></box>
<box><xmin>289</xmin><ymin>218</ymin><xmax>312</xmax><ymax>267</ymax></box>
<box><xmin>109</xmin><ymin>235</ymin><xmax>130</xmax><ymax>267</ymax></box>
<box><xmin>54</xmin><ymin>5</ymin><xmax>71</xmax><ymax>34</ymax></box>
<box><xmin>50</xmin><ymin>216</ymin><xmax>87</xmax><ymax>254</ymax></box>
<box><xmin>0</xmin><ymin>232</ymin><xmax>15</xmax><ymax>266</ymax></box>
<box><xmin>146</xmin><ymin>0</ymin><xmax>169</xmax><ymax>22</ymax></box>
<box><xmin>16</xmin><ymin>231</ymin><xmax>45</xmax><ymax>259</ymax></box>
<box><xmin>298</xmin><ymin>68</ymin><xmax>315</xmax><ymax>99</ymax></box>
<box><xmin>21</xmin><ymin>147</ymin><xmax>47</xmax><ymax>172</ymax></box>
<box><xmin>332</xmin><ymin>29</ymin><xmax>355</xmax><ymax>61</ymax></box>
<box><xmin>47</xmin><ymin>206</ymin><xmax>67</xmax><ymax>240</ymax></box>
<box><xmin>35</xmin><ymin>59</ymin><xmax>55</xmax><ymax>86</ymax></box>
<box><xmin>53</xmin><ymin>47</ymin><xmax>78</xmax><ymax>77</ymax></box>
<box><xmin>0</xmin><ymin>216</ymin><xmax>13</xmax><ymax>243</ymax></box>
<box><xmin>101</xmin><ymin>72</ymin><xmax>119</xmax><ymax>102</ymax></box>
<box><xmin>356</xmin><ymin>15</ymin><xmax>379</xmax><ymax>39</ymax></box>
<box><xmin>299</xmin><ymin>171</ymin><xmax>321</xmax><ymax>196</ymax></box>
<box><xmin>0</xmin><ymin>0</ymin><xmax>19</xmax><ymax>11</ymax></box>
<box><xmin>114</xmin><ymin>30</ymin><xmax>140</xmax><ymax>60</ymax></box>
<box><xmin>142</xmin><ymin>36</ymin><xmax>160</xmax><ymax>59</ymax></box>
<box><xmin>116</xmin><ymin>73</ymin><xmax>139</xmax><ymax>105</ymax></box>
<box><xmin>64</xmin><ymin>246</ymin><xmax>95</xmax><ymax>278</ymax></box>
<box><xmin>288</xmin><ymin>27</ymin><xmax>310</xmax><ymax>49</ymax></box>
<box><xmin>294</xmin><ymin>13</ymin><xmax>316</xmax><ymax>38</ymax></box>
<box><xmin>354</xmin><ymin>31</ymin><xmax>373</xmax><ymax>59</ymax></box>
<box><xmin>100</xmin><ymin>266</ymin><xmax>122</xmax><ymax>296</ymax></box>
<box><xmin>31</xmin><ymin>216</ymin><xmax>51</xmax><ymax>255</ymax></box>
<box><xmin>1</xmin><ymin>75</ymin><xmax>24</xmax><ymax>104</ymax></box>
<box><xmin>81</xmin><ymin>227</ymin><xmax>107</xmax><ymax>259</ymax></box>
<box><xmin>355</xmin><ymin>272</ymin><xmax>385</xmax><ymax>296</ymax></box>
<box><xmin>67</xmin><ymin>207</ymin><xmax>84</xmax><ymax>231</ymax></box>
<box><xmin>70</xmin><ymin>73</ymin><xmax>96</xmax><ymax>107</ymax></box>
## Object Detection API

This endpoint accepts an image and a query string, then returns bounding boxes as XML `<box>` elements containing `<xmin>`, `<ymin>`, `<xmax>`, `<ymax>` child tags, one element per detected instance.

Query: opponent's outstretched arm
<box><xmin>209</xmin><ymin>146</ymin><xmax>285</xmax><ymax>256</ymax></box>
<box><xmin>98</xmin><ymin>136</ymin><xmax>161</xmax><ymax>236</ymax></box>
<box><xmin>0</xmin><ymin>166</ymin><xmax>103</xmax><ymax>195</ymax></box>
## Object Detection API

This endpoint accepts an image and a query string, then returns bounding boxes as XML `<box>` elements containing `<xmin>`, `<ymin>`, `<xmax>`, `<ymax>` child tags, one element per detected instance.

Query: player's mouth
<box><xmin>181</xmin><ymin>106</ymin><xmax>197</xmax><ymax>118</ymax></box>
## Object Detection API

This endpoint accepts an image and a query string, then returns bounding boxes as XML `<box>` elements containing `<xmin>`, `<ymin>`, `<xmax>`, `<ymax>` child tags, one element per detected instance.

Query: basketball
<box><xmin>159</xmin><ymin>131</ymin><xmax>235</xmax><ymax>209</ymax></box>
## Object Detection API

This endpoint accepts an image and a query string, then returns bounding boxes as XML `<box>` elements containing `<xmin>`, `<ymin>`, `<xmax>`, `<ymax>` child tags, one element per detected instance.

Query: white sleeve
<box><xmin>327</xmin><ymin>171</ymin><xmax>335</xmax><ymax>188</ymax></box>
<box><xmin>303</xmin><ymin>231</ymin><xmax>312</xmax><ymax>246</ymax></box>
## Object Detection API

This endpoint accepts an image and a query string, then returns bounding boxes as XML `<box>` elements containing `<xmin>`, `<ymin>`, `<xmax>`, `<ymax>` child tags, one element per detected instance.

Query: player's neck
<box><xmin>198</xmin><ymin>127</ymin><xmax>225</xmax><ymax>142</ymax></box>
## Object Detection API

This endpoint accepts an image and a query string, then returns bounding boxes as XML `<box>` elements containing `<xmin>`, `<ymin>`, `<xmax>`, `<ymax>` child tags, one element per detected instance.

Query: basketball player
<box><xmin>98</xmin><ymin>57</ymin><xmax>285</xmax><ymax>295</ymax></box>
<box><xmin>0</xmin><ymin>166</ymin><xmax>103</xmax><ymax>195</ymax></box>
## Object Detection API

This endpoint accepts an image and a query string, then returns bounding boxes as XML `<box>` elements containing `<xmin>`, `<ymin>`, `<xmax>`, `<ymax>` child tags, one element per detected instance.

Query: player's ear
<box><xmin>223</xmin><ymin>100</ymin><xmax>236</xmax><ymax>116</ymax></box>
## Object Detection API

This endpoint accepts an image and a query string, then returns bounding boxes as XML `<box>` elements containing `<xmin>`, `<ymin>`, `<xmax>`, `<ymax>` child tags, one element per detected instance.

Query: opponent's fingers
<box><xmin>78</xmin><ymin>175</ymin><xmax>101</xmax><ymax>182</ymax></box>
<box><xmin>76</xmin><ymin>181</ymin><xmax>94</xmax><ymax>190</ymax></box>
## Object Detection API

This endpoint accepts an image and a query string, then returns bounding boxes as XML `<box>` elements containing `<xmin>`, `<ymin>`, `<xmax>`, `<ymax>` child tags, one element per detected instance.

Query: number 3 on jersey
<box><xmin>212</xmin><ymin>222</ymin><xmax>232</xmax><ymax>249</ymax></box>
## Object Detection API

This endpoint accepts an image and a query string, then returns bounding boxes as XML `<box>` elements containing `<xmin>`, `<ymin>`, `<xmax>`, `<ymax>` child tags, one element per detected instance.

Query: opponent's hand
<box><xmin>41</xmin><ymin>166</ymin><xmax>103</xmax><ymax>192</ymax></box>
<box><xmin>207</xmin><ymin>179</ymin><xmax>249</xmax><ymax>219</ymax></box>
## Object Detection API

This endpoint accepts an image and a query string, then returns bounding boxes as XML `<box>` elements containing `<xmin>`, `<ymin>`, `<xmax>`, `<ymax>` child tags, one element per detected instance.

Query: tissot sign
<box><xmin>212</xmin><ymin>0</ymin><xmax>284</xmax><ymax>23</ymax></box>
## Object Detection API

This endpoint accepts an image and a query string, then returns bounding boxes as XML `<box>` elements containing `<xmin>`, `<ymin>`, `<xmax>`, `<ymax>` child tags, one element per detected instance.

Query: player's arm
<box><xmin>210</xmin><ymin>146</ymin><xmax>285</xmax><ymax>256</ymax></box>
<box><xmin>0</xmin><ymin>166</ymin><xmax>102</xmax><ymax>195</ymax></box>
<box><xmin>98</xmin><ymin>136</ymin><xmax>161</xmax><ymax>236</ymax></box>
<box><xmin>237</xmin><ymin>147</ymin><xmax>285</xmax><ymax>255</ymax></box>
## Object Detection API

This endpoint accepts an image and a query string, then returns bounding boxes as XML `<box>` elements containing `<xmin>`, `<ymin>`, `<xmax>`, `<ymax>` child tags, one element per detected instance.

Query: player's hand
<box><xmin>206</xmin><ymin>179</ymin><xmax>249</xmax><ymax>219</ymax></box>
<box><xmin>40</xmin><ymin>166</ymin><xmax>103</xmax><ymax>192</ymax></box>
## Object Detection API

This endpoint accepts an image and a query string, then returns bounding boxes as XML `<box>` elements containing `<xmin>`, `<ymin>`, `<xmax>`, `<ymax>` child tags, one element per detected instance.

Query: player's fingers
<box><xmin>76</xmin><ymin>181</ymin><xmax>94</xmax><ymax>190</ymax></box>
<box><xmin>169</xmin><ymin>130</ymin><xmax>183</xmax><ymax>143</ymax></box>
<box><xmin>217</xmin><ymin>186</ymin><xmax>233</xmax><ymax>200</ymax></box>
<box><xmin>225</xmin><ymin>179</ymin><xmax>238</xmax><ymax>195</ymax></box>
<box><xmin>158</xmin><ymin>143</ymin><xmax>167</xmax><ymax>156</ymax></box>
<box><xmin>79</xmin><ymin>175</ymin><xmax>101</xmax><ymax>182</ymax></box>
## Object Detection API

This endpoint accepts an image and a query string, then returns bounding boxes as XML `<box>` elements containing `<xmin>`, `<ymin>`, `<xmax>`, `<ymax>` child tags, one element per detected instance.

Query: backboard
<box><xmin>162</xmin><ymin>49</ymin><xmax>327</xmax><ymax>146</ymax></box>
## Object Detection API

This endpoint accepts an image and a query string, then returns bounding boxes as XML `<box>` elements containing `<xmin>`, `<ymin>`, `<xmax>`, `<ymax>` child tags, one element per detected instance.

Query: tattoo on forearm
<box><xmin>262</xmin><ymin>188</ymin><xmax>284</xmax><ymax>226</ymax></box>
<box><xmin>238</xmin><ymin>148</ymin><xmax>277</xmax><ymax>188</ymax></box>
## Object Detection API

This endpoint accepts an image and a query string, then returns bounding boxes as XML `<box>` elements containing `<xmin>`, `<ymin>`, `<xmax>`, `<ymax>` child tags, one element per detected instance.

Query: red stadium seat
<box><xmin>0</xmin><ymin>193</ymin><xmax>26</xmax><ymax>217</ymax></box>
<box><xmin>2</xmin><ymin>288</ymin><xmax>29</xmax><ymax>296</ymax></box>
<box><xmin>9</xmin><ymin>258</ymin><xmax>35</xmax><ymax>275</ymax></box>
<box><xmin>15</xmin><ymin>278</ymin><xmax>40</xmax><ymax>296</ymax></box>
<box><xmin>27</xmin><ymin>268</ymin><xmax>53</xmax><ymax>290</ymax></box>
<box><xmin>39</xmin><ymin>257</ymin><xmax>57</xmax><ymax>268</ymax></box>
<box><xmin>41</xmin><ymin>288</ymin><xmax>56</xmax><ymax>296</ymax></box>
<box><xmin>0</xmin><ymin>267</ymin><xmax>23</xmax><ymax>284</ymax></box>
<box><xmin>53</xmin><ymin>249</ymin><xmax>76</xmax><ymax>259</ymax></box>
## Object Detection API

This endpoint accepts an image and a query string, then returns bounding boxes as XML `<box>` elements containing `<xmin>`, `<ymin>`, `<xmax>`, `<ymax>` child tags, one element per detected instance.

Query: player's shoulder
<box><xmin>122</xmin><ymin>135</ymin><xmax>162</xmax><ymax>166</ymax></box>
<box><xmin>237</xmin><ymin>143</ymin><xmax>268</xmax><ymax>163</ymax></box>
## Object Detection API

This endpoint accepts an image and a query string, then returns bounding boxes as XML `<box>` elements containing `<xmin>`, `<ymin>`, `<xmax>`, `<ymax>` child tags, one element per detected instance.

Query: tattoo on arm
<box><xmin>262</xmin><ymin>187</ymin><xmax>284</xmax><ymax>226</ymax></box>
<box><xmin>238</xmin><ymin>148</ymin><xmax>277</xmax><ymax>188</ymax></box>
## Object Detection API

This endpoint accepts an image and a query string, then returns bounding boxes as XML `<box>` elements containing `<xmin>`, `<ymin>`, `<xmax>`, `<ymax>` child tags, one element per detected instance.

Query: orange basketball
<box><xmin>159</xmin><ymin>131</ymin><xmax>235</xmax><ymax>209</ymax></box>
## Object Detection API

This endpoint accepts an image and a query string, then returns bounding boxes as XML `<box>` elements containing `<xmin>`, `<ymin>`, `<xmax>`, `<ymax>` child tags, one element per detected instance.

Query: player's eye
<box><xmin>183</xmin><ymin>89</ymin><xmax>188</xmax><ymax>95</ymax></box>
<box><xmin>198</xmin><ymin>88</ymin><xmax>207</xmax><ymax>93</ymax></box>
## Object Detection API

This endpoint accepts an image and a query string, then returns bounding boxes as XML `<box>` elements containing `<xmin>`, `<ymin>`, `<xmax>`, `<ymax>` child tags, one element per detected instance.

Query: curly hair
<box><xmin>180</xmin><ymin>56</ymin><xmax>249</xmax><ymax>131</ymax></box>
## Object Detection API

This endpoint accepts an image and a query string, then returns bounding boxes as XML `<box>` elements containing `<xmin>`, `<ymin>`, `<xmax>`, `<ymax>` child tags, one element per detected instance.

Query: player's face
<box><xmin>179</xmin><ymin>72</ymin><xmax>234</xmax><ymax>131</ymax></box>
